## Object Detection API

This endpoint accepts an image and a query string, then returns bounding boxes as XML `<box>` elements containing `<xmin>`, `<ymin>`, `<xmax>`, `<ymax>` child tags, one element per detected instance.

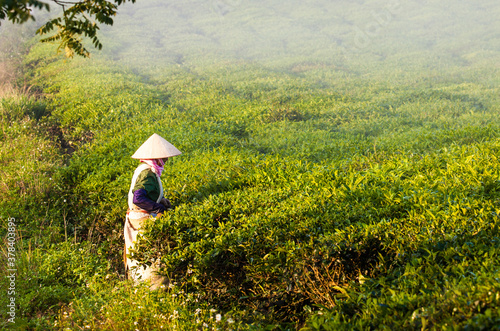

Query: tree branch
<box><xmin>1</xmin><ymin>0</ymin><xmax>136</xmax><ymax>58</ymax></box>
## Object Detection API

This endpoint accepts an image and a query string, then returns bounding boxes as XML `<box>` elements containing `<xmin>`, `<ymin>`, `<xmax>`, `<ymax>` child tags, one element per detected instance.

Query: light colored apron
<box><xmin>124</xmin><ymin>163</ymin><xmax>165</xmax><ymax>287</ymax></box>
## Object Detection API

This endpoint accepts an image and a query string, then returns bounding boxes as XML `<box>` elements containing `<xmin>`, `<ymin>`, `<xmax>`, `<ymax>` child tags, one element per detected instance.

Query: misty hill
<box><xmin>101</xmin><ymin>0</ymin><xmax>500</xmax><ymax>70</ymax></box>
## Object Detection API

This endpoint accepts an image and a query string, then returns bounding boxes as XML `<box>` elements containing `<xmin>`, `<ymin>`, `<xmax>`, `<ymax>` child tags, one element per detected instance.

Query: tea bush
<box><xmin>0</xmin><ymin>90</ymin><xmax>65</xmax><ymax>245</ymax></box>
<box><xmin>0</xmin><ymin>240</ymin><xmax>111</xmax><ymax>330</ymax></box>
<box><xmin>7</xmin><ymin>52</ymin><xmax>498</xmax><ymax>328</ymax></box>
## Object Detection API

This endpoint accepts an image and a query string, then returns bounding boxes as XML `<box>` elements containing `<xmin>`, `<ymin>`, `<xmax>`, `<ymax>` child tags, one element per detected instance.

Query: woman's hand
<box><xmin>160</xmin><ymin>198</ymin><xmax>172</xmax><ymax>209</ymax></box>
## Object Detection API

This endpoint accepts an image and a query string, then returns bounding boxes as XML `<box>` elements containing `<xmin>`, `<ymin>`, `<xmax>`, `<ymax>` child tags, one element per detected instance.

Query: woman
<box><xmin>124</xmin><ymin>133</ymin><xmax>181</xmax><ymax>287</ymax></box>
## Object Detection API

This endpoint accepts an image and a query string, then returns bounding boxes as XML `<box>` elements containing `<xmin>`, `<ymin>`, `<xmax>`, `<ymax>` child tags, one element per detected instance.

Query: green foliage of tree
<box><xmin>0</xmin><ymin>0</ymin><xmax>136</xmax><ymax>57</ymax></box>
<box><xmin>0</xmin><ymin>0</ymin><xmax>49</xmax><ymax>23</ymax></box>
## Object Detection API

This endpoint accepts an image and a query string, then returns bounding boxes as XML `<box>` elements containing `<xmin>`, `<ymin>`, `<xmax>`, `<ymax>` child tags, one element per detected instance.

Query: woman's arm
<box><xmin>133</xmin><ymin>188</ymin><xmax>166</xmax><ymax>214</ymax></box>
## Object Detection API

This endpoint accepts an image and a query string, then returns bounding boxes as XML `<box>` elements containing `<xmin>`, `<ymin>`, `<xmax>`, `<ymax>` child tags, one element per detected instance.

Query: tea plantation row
<box><xmin>0</xmin><ymin>42</ymin><xmax>499</xmax><ymax>329</ymax></box>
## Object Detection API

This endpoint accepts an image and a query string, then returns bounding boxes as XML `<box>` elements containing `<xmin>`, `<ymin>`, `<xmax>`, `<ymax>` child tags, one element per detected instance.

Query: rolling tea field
<box><xmin>1</xmin><ymin>0</ymin><xmax>500</xmax><ymax>329</ymax></box>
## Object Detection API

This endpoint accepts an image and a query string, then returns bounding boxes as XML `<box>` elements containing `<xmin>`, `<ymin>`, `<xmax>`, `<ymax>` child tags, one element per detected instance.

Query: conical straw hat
<box><xmin>131</xmin><ymin>133</ymin><xmax>182</xmax><ymax>159</ymax></box>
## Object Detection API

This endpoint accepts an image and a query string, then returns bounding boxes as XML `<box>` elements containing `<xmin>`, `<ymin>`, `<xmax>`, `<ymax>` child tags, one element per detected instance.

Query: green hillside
<box><xmin>1</xmin><ymin>0</ymin><xmax>500</xmax><ymax>329</ymax></box>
